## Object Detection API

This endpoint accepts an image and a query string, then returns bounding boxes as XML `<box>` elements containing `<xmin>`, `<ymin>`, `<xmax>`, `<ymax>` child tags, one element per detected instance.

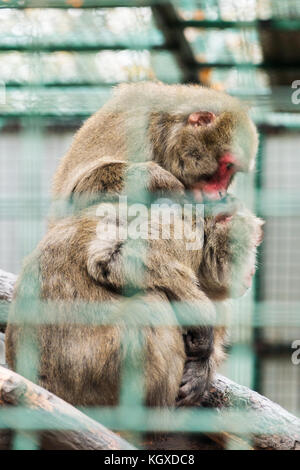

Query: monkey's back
<box><xmin>6</xmin><ymin>212</ymin><xmax>185</xmax><ymax>407</ymax></box>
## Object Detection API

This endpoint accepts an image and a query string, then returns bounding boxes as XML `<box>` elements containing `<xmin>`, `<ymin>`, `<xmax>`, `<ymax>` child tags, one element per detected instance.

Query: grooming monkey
<box><xmin>6</xmin><ymin>199</ymin><xmax>263</xmax><ymax>408</ymax></box>
<box><xmin>52</xmin><ymin>82</ymin><xmax>258</xmax><ymax>206</ymax></box>
<box><xmin>6</xmin><ymin>82</ymin><xmax>261</xmax><ymax>409</ymax></box>
<box><xmin>50</xmin><ymin>82</ymin><xmax>260</xmax><ymax>403</ymax></box>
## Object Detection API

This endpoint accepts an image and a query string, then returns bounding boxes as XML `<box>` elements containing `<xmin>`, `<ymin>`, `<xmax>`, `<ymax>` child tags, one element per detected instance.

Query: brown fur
<box><xmin>6</xmin><ymin>200</ymin><xmax>263</xmax><ymax>408</ymax></box>
<box><xmin>7</xmin><ymin>82</ymin><xmax>261</xmax><ymax>409</ymax></box>
<box><xmin>52</xmin><ymin>82</ymin><xmax>258</xmax><ymax>203</ymax></box>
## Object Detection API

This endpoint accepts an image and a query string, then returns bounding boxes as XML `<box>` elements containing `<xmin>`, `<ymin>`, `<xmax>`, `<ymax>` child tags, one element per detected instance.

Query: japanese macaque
<box><xmin>6</xmin><ymin>82</ymin><xmax>262</xmax><ymax>411</ymax></box>
<box><xmin>6</xmin><ymin>198</ymin><xmax>263</xmax><ymax>408</ymax></box>
<box><xmin>52</xmin><ymin>82</ymin><xmax>258</xmax><ymax>206</ymax></box>
<box><xmin>49</xmin><ymin>82</ymin><xmax>260</xmax><ymax>404</ymax></box>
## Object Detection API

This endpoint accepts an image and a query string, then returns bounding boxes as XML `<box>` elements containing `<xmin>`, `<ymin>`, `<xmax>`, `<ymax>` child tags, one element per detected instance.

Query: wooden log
<box><xmin>0</xmin><ymin>269</ymin><xmax>16</xmax><ymax>332</ymax></box>
<box><xmin>0</xmin><ymin>269</ymin><xmax>16</xmax><ymax>302</ymax></box>
<box><xmin>0</xmin><ymin>365</ymin><xmax>136</xmax><ymax>450</ymax></box>
<box><xmin>202</xmin><ymin>374</ymin><xmax>300</xmax><ymax>450</ymax></box>
<box><xmin>0</xmin><ymin>333</ymin><xmax>5</xmax><ymax>366</ymax></box>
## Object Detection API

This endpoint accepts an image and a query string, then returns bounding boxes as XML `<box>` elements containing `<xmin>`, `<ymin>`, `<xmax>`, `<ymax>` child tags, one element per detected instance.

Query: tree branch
<box><xmin>202</xmin><ymin>374</ymin><xmax>300</xmax><ymax>450</ymax></box>
<box><xmin>0</xmin><ymin>365</ymin><xmax>135</xmax><ymax>450</ymax></box>
<box><xmin>0</xmin><ymin>269</ymin><xmax>16</xmax><ymax>332</ymax></box>
<box><xmin>0</xmin><ymin>269</ymin><xmax>16</xmax><ymax>302</ymax></box>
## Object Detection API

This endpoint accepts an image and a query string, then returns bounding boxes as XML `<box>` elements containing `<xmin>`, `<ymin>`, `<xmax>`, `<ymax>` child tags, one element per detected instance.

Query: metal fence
<box><xmin>0</xmin><ymin>0</ymin><xmax>300</xmax><ymax>450</ymax></box>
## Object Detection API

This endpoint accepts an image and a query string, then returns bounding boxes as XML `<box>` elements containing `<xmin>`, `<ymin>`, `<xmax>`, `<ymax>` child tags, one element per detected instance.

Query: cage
<box><xmin>0</xmin><ymin>0</ymin><xmax>299</xmax><ymax>452</ymax></box>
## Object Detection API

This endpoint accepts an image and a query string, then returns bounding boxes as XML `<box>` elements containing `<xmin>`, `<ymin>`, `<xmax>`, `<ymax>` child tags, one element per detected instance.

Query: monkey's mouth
<box><xmin>190</xmin><ymin>152</ymin><xmax>238</xmax><ymax>202</ymax></box>
<box><xmin>190</xmin><ymin>176</ymin><xmax>231</xmax><ymax>203</ymax></box>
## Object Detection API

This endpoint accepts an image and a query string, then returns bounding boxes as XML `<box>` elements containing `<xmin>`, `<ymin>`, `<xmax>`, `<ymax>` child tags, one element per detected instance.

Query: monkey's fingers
<box><xmin>176</xmin><ymin>378</ymin><xmax>206</xmax><ymax>407</ymax></box>
<box><xmin>179</xmin><ymin>361</ymin><xmax>197</xmax><ymax>387</ymax></box>
<box><xmin>177</xmin><ymin>359</ymin><xmax>211</xmax><ymax>407</ymax></box>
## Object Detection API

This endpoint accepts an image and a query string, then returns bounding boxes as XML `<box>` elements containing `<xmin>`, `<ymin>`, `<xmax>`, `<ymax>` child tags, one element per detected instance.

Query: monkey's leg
<box><xmin>143</xmin><ymin>265</ymin><xmax>216</xmax><ymax>407</ymax></box>
<box><xmin>122</xmin><ymin>290</ymin><xmax>187</xmax><ymax>408</ymax></box>
<box><xmin>88</xmin><ymin>239</ymin><xmax>216</xmax><ymax>352</ymax></box>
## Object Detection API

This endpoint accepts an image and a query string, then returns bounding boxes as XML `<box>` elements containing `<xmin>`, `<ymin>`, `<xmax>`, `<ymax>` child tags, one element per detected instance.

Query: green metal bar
<box><xmin>0</xmin><ymin>0</ymin><xmax>170</xmax><ymax>8</ymax></box>
<box><xmin>1</xmin><ymin>90</ymin><xmax>299</xmax><ymax>125</ymax></box>
<box><xmin>0</xmin><ymin>44</ymin><xmax>168</xmax><ymax>52</ymax></box>
<box><xmin>254</xmin><ymin>344</ymin><xmax>297</xmax><ymax>357</ymax></box>
<box><xmin>152</xmin><ymin>2</ymin><xmax>200</xmax><ymax>83</ymax></box>
<box><xmin>1</xmin><ymin>297</ymin><xmax>300</xmax><ymax>327</ymax></box>
<box><xmin>0</xmin><ymin>406</ymin><xmax>298</xmax><ymax>433</ymax></box>
<box><xmin>180</xmin><ymin>20</ymin><xmax>257</xmax><ymax>29</ymax></box>
<box><xmin>0</xmin><ymin>117</ymin><xmax>295</xmax><ymax>131</ymax></box>
<box><xmin>195</xmin><ymin>62</ymin><xmax>300</xmax><ymax>69</ymax></box>
<box><xmin>13</xmin><ymin>432</ymin><xmax>39</xmax><ymax>450</ymax></box>
<box><xmin>2</xmin><ymin>187</ymin><xmax>300</xmax><ymax>218</ymax></box>
<box><xmin>178</xmin><ymin>19</ymin><xmax>300</xmax><ymax>31</ymax></box>
<box><xmin>253</xmin><ymin>133</ymin><xmax>265</xmax><ymax>395</ymax></box>
<box><xmin>4</xmin><ymin>82</ymin><xmax>116</xmax><ymax>87</ymax></box>
<box><xmin>2</xmin><ymin>57</ymin><xmax>299</xmax><ymax>69</ymax></box>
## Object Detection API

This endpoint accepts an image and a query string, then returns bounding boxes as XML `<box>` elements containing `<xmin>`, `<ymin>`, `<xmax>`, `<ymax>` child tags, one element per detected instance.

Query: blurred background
<box><xmin>0</xmin><ymin>0</ymin><xmax>299</xmax><ymax>417</ymax></box>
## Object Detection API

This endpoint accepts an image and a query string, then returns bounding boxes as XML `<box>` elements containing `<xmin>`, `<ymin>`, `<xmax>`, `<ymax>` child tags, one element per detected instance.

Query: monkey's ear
<box><xmin>188</xmin><ymin>111</ymin><xmax>216</xmax><ymax>127</ymax></box>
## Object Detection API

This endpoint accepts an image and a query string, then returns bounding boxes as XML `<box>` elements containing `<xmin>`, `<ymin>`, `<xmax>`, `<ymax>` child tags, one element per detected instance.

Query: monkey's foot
<box><xmin>176</xmin><ymin>359</ymin><xmax>210</xmax><ymax>407</ymax></box>
<box><xmin>184</xmin><ymin>330</ymin><xmax>213</xmax><ymax>357</ymax></box>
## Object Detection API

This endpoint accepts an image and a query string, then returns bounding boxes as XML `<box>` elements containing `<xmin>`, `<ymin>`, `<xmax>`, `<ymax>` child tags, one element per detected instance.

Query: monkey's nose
<box><xmin>188</xmin><ymin>111</ymin><xmax>216</xmax><ymax>127</ymax></box>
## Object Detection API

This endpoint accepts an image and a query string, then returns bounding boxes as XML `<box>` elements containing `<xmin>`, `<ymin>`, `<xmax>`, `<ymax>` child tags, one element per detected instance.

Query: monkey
<box><xmin>41</xmin><ymin>81</ymin><xmax>260</xmax><ymax>406</ymax></box>
<box><xmin>6</xmin><ymin>196</ymin><xmax>263</xmax><ymax>410</ymax></box>
<box><xmin>48</xmin><ymin>82</ymin><xmax>259</xmax><ymax>404</ymax></box>
<box><xmin>51</xmin><ymin>82</ymin><xmax>258</xmax><ymax>207</ymax></box>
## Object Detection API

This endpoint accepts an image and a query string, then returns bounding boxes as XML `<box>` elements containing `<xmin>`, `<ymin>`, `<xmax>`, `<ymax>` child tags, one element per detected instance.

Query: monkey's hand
<box><xmin>200</xmin><ymin>203</ymin><xmax>264</xmax><ymax>300</ymax></box>
<box><xmin>204</xmin><ymin>193</ymin><xmax>243</xmax><ymax>220</ymax></box>
<box><xmin>176</xmin><ymin>357</ymin><xmax>212</xmax><ymax>407</ymax></box>
<box><xmin>176</xmin><ymin>327</ymin><xmax>214</xmax><ymax>407</ymax></box>
<box><xmin>183</xmin><ymin>328</ymin><xmax>214</xmax><ymax>358</ymax></box>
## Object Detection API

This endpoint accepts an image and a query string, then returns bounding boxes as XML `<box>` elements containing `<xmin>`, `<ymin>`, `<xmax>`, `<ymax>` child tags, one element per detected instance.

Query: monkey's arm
<box><xmin>67</xmin><ymin>159</ymin><xmax>184</xmax><ymax>206</ymax></box>
<box><xmin>87</xmin><ymin>234</ymin><xmax>216</xmax><ymax>332</ymax></box>
<box><xmin>86</xmin><ymin>233</ymin><xmax>216</xmax><ymax>404</ymax></box>
<box><xmin>199</xmin><ymin>205</ymin><xmax>264</xmax><ymax>300</ymax></box>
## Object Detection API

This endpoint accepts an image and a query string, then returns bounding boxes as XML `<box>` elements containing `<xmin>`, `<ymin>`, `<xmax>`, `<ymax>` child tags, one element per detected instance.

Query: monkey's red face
<box><xmin>187</xmin><ymin>111</ymin><xmax>239</xmax><ymax>202</ymax></box>
<box><xmin>190</xmin><ymin>152</ymin><xmax>239</xmax><ymax>201</ymax></box>
<box><xmin>150</xmin><ymin>106</ymin><xmax>257</xmax><ymax>201</ymax></box>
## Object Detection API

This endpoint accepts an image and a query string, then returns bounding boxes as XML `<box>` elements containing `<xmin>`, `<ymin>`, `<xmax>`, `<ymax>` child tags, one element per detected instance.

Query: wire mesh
<box><xmin>0</xmin><ymin>0</ymin><xmax>300</xmax><ymax>451</ymax></box>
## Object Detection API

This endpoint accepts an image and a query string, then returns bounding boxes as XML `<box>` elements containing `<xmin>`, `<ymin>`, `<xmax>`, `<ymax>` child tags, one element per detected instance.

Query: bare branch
<box><xmin>0</xmin><ymin>365</ymin><xmax>135</xmax><ymax>450</ymax></box>
<box><xmin>202</xmin><ymin>374</ymin><xmax>300</xmax><ymax>450</ymax></box>
<box><xmin>0</xmin><ymin>269</ymin><xmax>16</xmax><ymax>332</ymax></box>
<box><xmin>0</xmin><ymin>269</ymin><xmax>16</xmax><ymax>302</ymax></box>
